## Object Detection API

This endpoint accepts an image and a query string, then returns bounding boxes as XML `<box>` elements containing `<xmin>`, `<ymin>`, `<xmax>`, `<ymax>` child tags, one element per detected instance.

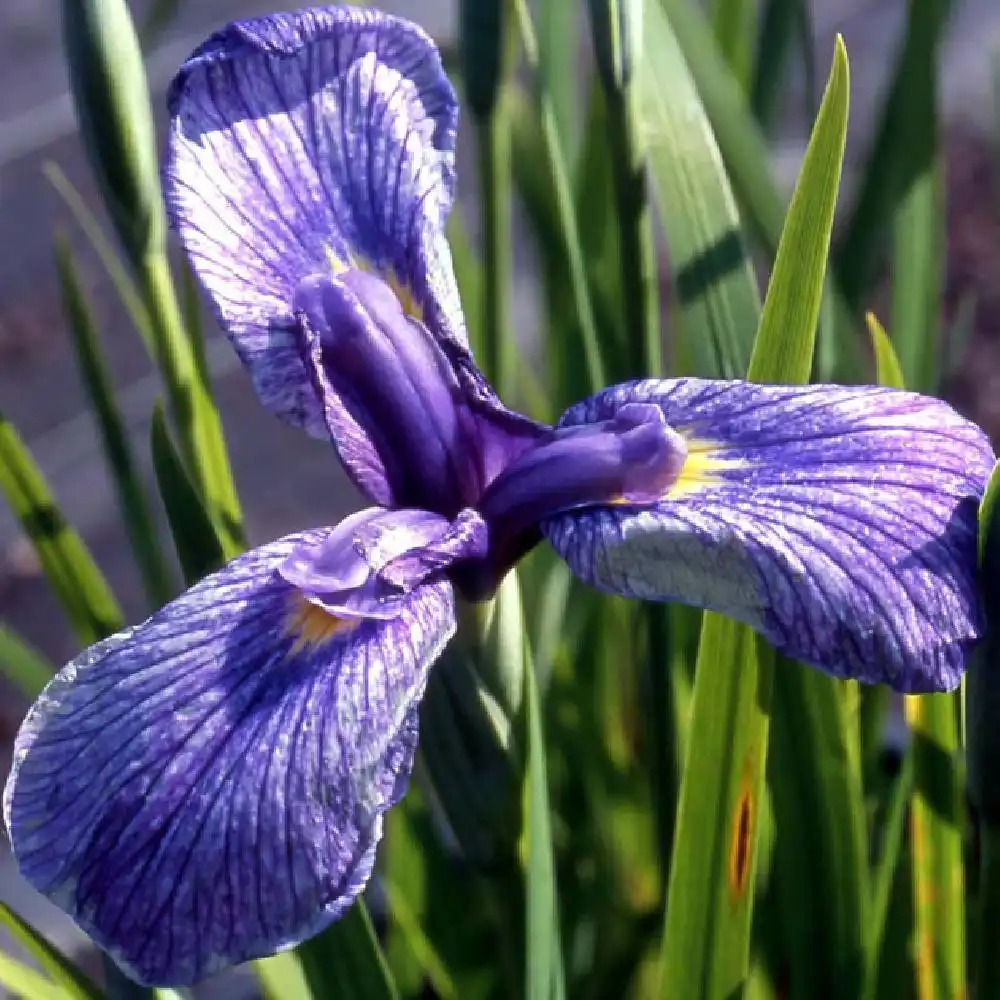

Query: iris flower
<box><xmin>3</xmin><ymin>4</ymin><xmax>995</xmax><ymax>987</ymax></box>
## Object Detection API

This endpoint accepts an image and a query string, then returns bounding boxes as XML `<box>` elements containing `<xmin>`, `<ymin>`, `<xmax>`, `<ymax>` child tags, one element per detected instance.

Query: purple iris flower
<box><xmin>2</xmin><ymin>4</ymin><xmax>995</xmax><ymax>987</ymax></box>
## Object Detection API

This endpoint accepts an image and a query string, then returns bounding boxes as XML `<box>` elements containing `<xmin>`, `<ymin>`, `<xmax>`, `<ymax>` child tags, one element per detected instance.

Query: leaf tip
<box><xmin>864</xmin><ymin>310</ymin><xmax>884</xmax><ymax>339</ymax></box>
<box><xmin>829</xmin><ymin>34</ymin><xmax>850</xmax><ymax>107</ymax></box>
<box><xmin>833</xmin><ymin>32</ymin><xmax>849</xmax><ymax>71</ymax></box>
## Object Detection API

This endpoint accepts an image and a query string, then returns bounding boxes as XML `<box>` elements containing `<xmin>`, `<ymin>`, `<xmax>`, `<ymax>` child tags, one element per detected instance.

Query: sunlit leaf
<box><xmin>0</xmin><ymin>903</ymin><xmax>100</xmax><ymax>1000</ymax></box>
<box><xmin>0</xmin><ymin>625</ymin><xmax>53</xmax><ymax>698</ymax></box>
<box><xmin>0</xmin><ymin>954</ymin><xmax>65</xmax><ymax>1000</ymax></box>
<box><xmin>749</xmin><ymin>36</ymin><xmax>848</xmax><ymax>383</ymax></box>
<box><xmin>659</xmin><ymin>35</ymin><xmax>851</xmax><ymax>998</ymax></box>
<box><xmin>637</xmin><ymin>2</ymin><xmax>759</xmax><ymax>378</ymax></box>
<box><xmin>866</xmin><ymin>313</ymin><xmax>906</xmax><ymax>389</ymax></box>
<box><xmin>0</xmin><ymin>413</ymin><xmax>122</xmax><ymax>644</ymax></box>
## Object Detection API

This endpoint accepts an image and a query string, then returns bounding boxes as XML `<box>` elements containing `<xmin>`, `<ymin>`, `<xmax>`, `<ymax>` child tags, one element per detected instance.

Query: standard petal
<box><xmin>165</xmin><ymin>8</ymin><xmax>464</xmax><ymax>437</ymax></box>
<box><xmin>295</xmin><ymin>270</ymin><xmax>545</xmax><ymax>509</ymax></box>
<box><xmin>3</xmin><ymin>529</ymin><xmax>455</xmax><ymax>985</ymax></box>
<box><xmin>542</xmin><ymin>379</ymin><xmax>994</xmax><ymax>691</ymax></box>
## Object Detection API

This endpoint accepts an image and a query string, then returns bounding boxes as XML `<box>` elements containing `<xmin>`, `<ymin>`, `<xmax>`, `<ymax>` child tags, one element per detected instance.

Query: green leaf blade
<box><xmin>0</xmin><ymin>626</ymin><xmax>54</xmax><ymax>699</ymax></box>
<box><xmin>524</xmin><ymin>641</ymin><xmax>565</xmax><ymax>1000</ymax></box>
<box><xmin>641</xmin><ymin>1</ymin><xmax>770</xmax><ymax>993</ymax></box>
<box><xmin>658</xmin><ymin>619</ymin><xmax>768</xmax><ymax>998</ymax></box>
<box><xmin>867</xmin><ymin>312</ymin><xmax>906</xmax><ymax>390</ymax></box>
<box><xmin>55</xmin><ymin>236</ymin><xmax>174</xmax><ymax>608</ymax></box>
<box><xmin>709</xmin><ymin>0</ymin><xmax>757</xmax><ymax>94</ymax></box>
<box><xmin>512</xmin><ymin>0</ymin><xmax>607</xmax><ymax>394</ymax></box>
<box><xmin>0</xmin><ymin>904</ymin><xmax>101</xmax><ymax>1000</ymax></box>
<box><xmin>904</xmin><ymin>691</ymin><xmax>965</xmax><ymax>1000</ymax></box>
<box><xmin>0</xmin><ymin>414</ymin><xmax>122</xmax><ymax>644</ymax></box>
<box><xmin>835</xmin><ymin>0</ymin><xmax>953</xmax><ymax>312</ymax></box>
<box><xmin>768</xmin><ymin>665</ymin><xmax>868</xmax><ymax>998</ymax></box>
<box><xmin>297</xmin><ymin>903</ymin><xmax>400</xmax><ymax>1000</ymax></box>
<box><xmin>749</xmin><ymin>35</ymin><xmax>849</xmax><ymax>383</ymax></box>
<box><xmin>890</xmin><ymin>160</ymin><xmax>943</xmax><ymax>394</ymax></box>
<box><xmin>659</xmin><ymin>33</ymin><xmax>853</xmax><ymax>999</ymax></box>
<box><xmin>149</xmin><ymin>404</ymin><xmax>226</xmax><ymax>586</ymax></box>
<box><xmin>637</xmin><ymin>2</ymin><xmax>759</xmax><ymax>379</ymax></box>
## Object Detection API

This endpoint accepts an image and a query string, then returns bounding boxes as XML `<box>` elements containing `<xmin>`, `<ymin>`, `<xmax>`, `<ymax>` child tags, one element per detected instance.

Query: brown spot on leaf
<box><xmin>728</xmin><ymin>782</ymin><xmax>754</xmax><ymax>899</ymax></box>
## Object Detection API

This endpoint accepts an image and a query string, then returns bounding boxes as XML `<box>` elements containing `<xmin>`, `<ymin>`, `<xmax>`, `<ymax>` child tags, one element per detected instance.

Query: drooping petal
<box><xmin>165</xmin><ymin>8</ymin><xmax>465</xmax><ymax>439</ymax></box>
<box><xmin>3</xmin><ymin>527</ymin><xmax>455</xmax><ymax>985</ymax></box>
<box><xmin>542</xmin><ymin>379</ymin><xmax>994</xmax><ymax>691</ymax></box>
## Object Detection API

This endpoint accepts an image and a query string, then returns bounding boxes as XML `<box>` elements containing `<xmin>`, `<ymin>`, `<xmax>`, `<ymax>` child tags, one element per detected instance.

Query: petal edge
<box><xmin>4</xmin><ymin>528</ymin><xmax>455</xmax><ymax>984</ymax></box>
<box><xmin>544</xmin><ymin>379</ymin><xmax>993</xmax><ymax>691</ymax></box>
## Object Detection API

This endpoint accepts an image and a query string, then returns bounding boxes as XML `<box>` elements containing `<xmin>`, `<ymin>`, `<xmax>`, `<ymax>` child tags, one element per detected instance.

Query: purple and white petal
<box><xmin>3</xmin><ymin>528</ymin><xmax>455</xmax><ymax>985</ymax></box>
<box><xmin>165</xmin><ymin>7</ymin><xmax>464</xmax><ymax>437</ymax></box>
<box><xmin>543</xmin><ymin>379</ymin><xmax>995</xmax><ymax>692</ymax></box>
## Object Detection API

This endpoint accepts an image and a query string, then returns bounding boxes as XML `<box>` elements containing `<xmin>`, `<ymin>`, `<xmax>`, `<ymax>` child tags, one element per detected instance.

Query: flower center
<box><xmin>458</xmin><ymin>402</ymin><xmax>688</xmax><ymax>596</ymax></box>
<box><xmin>278</xmin><ymin>507</ymin><xmax>489</xmax><ymax>622</ymax></box>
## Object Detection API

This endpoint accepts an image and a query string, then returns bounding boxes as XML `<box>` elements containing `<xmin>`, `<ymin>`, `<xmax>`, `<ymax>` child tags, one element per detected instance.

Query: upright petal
<box><xmin>542</xmin><ymin>379</ymin><xmax>994</xmax><ymax>691</ymax></box>
<box><xmin>165</xmin><ymin>8</ymin><xmax>465</xmax><ymax>438</ymax></box>
<box><xmin>3</xmin><ymin>527</ymin><xmax>455</xmax><ymax>985</ymax></box>
<box><xmin>295</xmin><ymin>269</ymin><xmax>544</xmax><ymax>509</ymax></box>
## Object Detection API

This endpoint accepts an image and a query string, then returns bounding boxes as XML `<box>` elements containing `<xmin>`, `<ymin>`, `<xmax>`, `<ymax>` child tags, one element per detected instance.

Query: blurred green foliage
<box><xmin>1</xmin><ymin>0</ymin><xmax>998</xmax><ymax>999</ymax></box>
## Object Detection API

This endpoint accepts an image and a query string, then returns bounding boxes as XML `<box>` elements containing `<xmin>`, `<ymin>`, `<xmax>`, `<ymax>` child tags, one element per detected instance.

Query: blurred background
<box><xmin>1</xmin><ymin>0</ymin><xmax>999</xmax><ymax>995</ymax></box>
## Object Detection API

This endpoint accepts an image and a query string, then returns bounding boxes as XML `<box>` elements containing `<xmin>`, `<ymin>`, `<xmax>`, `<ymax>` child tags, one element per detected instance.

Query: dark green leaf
<box><xmin>890</xmin><ymin>157</ymin><xmax>943</xmax><ymax>393</ymax></box>
<box><xmin>524</xmin><ymin>645</ymin><xmax>565</xmax><ymax>1000</ymax></box>
<box><xmin>149</xmin><ymin>404</ymin><xmax>225</xmax><ymax>586</ymax></box>
<box><xmin>472</xmin><ymin>100</ymin><xmax>516</xmax><ymax>397</ymax></box>
<box><xmin>709</xmin><ymin>0</ymin><xmax>757</xmax><ymax>94</ymax></box>
<box><xmin>751</xmin><ymin>0</ymin><xmax>814</xmax><ymax>133</ymax></box>
<box><xmin>862</xmin><ymin>756</ymin><xmax>914</xmax><ymax>1000</ymax></box>
<box><xmin>512</xmin><ymin>0</ymin><xmax>607</xmax><ymax>393</ymax></box>
<box><xmin>296</xmin><ymin>904</ymin><xmax>400</xmax><ymax>1000</ymax></box>
<box><xmin>589</xmin><ymin>0</ymin><xmax>661</xmax><ymax>376</ymax></box>
<box><xmin>56</xmin><ymin>235</ymin><xmax>173</xmax><ymax>607</ymax></box>
<box><xmin>835</xmin><ymin>0</ymin><xmax>953</xmax><ymax>310</ymax></box>
<box><xmin>768</xmin><ymin>665</ymin><xmax>868</xmax><ymax>998</ymax></box>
